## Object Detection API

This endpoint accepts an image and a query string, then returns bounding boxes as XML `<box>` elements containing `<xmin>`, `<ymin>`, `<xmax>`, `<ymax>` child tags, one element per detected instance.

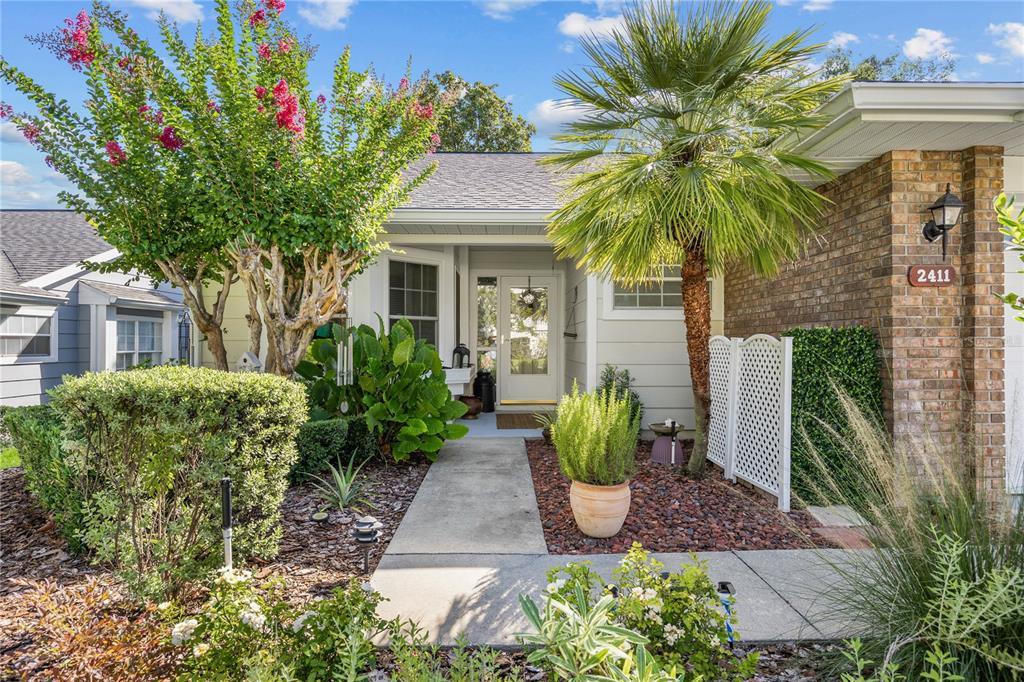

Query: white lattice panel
<box><xmin>707</xmin><ymin>337</ymin><xmax>734</xmax><ymax>470</ymax></box>
<box><xmin>703</xmin><ymin>334</ymin><xmax>792</xmax><ymax>511</ymax></box>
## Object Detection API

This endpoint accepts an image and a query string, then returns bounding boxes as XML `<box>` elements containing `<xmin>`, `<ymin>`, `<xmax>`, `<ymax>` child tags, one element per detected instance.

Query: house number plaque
<box><xmin>908</xmin><ymin>264</ymin><xmax>956</xmax><ymax>287</ymax></box>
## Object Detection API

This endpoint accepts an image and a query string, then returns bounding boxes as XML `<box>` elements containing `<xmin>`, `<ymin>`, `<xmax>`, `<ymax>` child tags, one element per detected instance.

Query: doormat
<box><xmin>495</xmin><ymin>413</ymin><xmax>547</xmax><ymax>430</ymax></box>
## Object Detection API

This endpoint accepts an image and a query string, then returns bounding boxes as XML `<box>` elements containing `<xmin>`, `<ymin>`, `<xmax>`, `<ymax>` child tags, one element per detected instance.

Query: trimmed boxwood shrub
<box><xmin>43</xmin><ymin>366</ymin><xmax>306</xmax><ymax>598</ymax></box>
<box><xmin>291</xmin><ymin>416</ymin><xmax>377</xmax><ymax>484</ymax></box>
<box><xmin>3</xmin><ymin>404</ymin><xmax>87</xmax><ymax>549</ymax></box>
<box><xmin>783</xmin><ymin>326</ymin><xmax>884</xmax><ymax>506</ymax></box>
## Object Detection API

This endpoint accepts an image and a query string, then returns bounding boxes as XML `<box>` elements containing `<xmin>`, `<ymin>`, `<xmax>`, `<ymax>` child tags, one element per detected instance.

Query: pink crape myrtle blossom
<box><xmin>138</xmin><ymin>104</ymin><xmax>150</xmax><ymax>114</ymax></box>
<box><xmin>410</xmin><ymin>102</ymin><xmax>433</xmax><ymax>120</ymax></box>
<box><xmin>105</xmin><ymin>140</ymin><xmax>127</xmax><ymax>165</ymax></box>
<box><xmin>277</xmin><ymin>39</ymin><xmax>291</xmax><ymax>54</ymax></box>
<box><xmin>207</xmin><ymin>100</ymin><xmax>221</xmax><ymax>113</ymax></box>
<box><xmin>428</xmin><ymin>132</ymin><xmax>441</xmax><ymax>154</ymax></box>
<box><xmin>257</xmin><ymin>43</ymin><xmax>273</xmax><ymax>61</ymax></box>
<box><xmin>272</xmin><ymin>79</ymin><xmax>304</xmax><ymax>136</ymax></box>
<box><xmin>398</xmin><ymin>77</ymin><xmax>409</xmax><ymax>92</ymax></box>
<box><xmin>22</xmin><ymin>123</ymin><xmax>41</xmax><ymax>144</ymax></box>
<box><xmin>249</xmin><ymin>9</ymin><xmax>267</xmax><ymax>27</ymax></box>
<box><xmin>264</xmin><ymin>0</ymin><xmax>286</xmax><ymax>14</ymax></box>
<box><xmin>0</xmin><ymin>103</ymin><xmax>13</xmax><ymax>119</ymax></box>
<box><xmin>316</xmin><ymin>93</ymin><xmax>327</xmax><ymax>110</ymax></box>
<box><xmin>60</xmin><ymin>11</ymin><xmax>95</xmax><ymax>69</ymax></box>
<box><xmin>255</xmin><ymin>85</ymin><xmax>268</xmax><ymax>99</ymax></box>
<box><xmin>158</xmin><ymin>126</ymin><xmax>183</xmax><ymax>151</ymax></box>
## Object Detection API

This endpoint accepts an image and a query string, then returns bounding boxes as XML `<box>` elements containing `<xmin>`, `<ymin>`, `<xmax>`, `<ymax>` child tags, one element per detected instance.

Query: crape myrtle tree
<box><xmin>1</xmin><ymin>0</ymin><xmax>444</xmax><ymax>376</ymax></box>
<box><xmin>544</xmin><ymin>0</ymin><xmax>844</xmax><ymax>474</ymax></box>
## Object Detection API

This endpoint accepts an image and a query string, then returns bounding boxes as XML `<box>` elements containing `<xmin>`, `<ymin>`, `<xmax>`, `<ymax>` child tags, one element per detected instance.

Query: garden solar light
<box><xmin>352</xmin><ymin>515</ymin><xmax>383</xmax><ymax>575</ymax></box>
<box><xmin>220</xmin><ymin>477</ymin><xmax>233</xmax><ymax>571</ymax></box>
<box><xmin>716</xmin><ymin>581</ymin><xmax>736</xmax><ymax>649</ymax></box>
<box><xmin>922</xmin><ymin>183</ymin><xmax>965</xmax><ymax>260</ymax></box>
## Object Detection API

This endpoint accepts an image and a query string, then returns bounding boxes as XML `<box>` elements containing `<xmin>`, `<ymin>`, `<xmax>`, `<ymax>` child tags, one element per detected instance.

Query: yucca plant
<box><xmin>551</xmin><ymin>383</ymin><xmax>640</xmax><ymax>486</ymax></box>
<box><xmin>308</xmin><ymin>455</ymin><xmax>372</xmax><ymax>512</ymax></box>
<box><xmin>804</xmin><ymin>391</ymin><xmax>1024</xmax><ymax>680</ymax></box>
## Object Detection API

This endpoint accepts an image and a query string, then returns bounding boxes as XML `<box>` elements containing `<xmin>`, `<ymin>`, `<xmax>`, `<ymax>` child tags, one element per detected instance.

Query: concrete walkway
<box><xmin>375</xmin><ymin>438</ymin><xmax>860</xmax><ymax>646</ymax></box>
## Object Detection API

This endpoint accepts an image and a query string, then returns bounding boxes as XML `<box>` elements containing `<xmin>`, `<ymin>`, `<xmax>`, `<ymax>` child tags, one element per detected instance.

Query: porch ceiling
<box><xmin>784</xmin><ymin>82</ymin><xmax>1024</xmax><ymax>184</ymax></box>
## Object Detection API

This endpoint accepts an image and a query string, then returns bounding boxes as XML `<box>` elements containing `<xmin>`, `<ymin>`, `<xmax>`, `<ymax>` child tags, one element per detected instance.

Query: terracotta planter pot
<box><xmin>458</xmin><ymin>395</ymin><xmax>483</xmax><ymax>420</ymax></box>
<box><xmin>569</xmin><ymin>480</ymin><xmax>631</xmax><ymax>538</ymax></box>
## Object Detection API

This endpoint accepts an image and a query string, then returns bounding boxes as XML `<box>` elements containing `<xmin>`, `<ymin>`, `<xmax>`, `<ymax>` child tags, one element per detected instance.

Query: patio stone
<box><xmin>805</xmin><ymin>505</ymin><xmax>867</xmax><ymax>528</ymax></box>
<box><xmin>384</xmin><ymin>438</ymin><xmax>548</xmax><ymax>555</ymax></box>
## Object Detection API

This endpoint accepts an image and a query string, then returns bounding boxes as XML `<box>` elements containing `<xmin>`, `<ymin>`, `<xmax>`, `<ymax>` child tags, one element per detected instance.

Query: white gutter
<box><xmin>389</xmin><ymin>208</ymin><xmax>551</xmax><ymax>225</ymax></box>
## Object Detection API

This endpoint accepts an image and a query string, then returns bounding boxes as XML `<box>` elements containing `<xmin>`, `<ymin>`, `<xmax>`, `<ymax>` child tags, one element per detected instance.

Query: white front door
<box><xmin>498</xmin><ymin>275</ymin><xmax>559</xmax><ymax>405</ymax></box>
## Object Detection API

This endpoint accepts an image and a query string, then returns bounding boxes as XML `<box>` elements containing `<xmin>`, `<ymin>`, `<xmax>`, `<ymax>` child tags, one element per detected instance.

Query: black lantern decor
<box><xmin>352</xmin><ymin>515</ymin><xmax>383</xmax><ymax>575</ymax></box>
<box><xmin>922</xmin><ymin>183</ymin><xmax>965</xmax><ymax>260</ymax></box>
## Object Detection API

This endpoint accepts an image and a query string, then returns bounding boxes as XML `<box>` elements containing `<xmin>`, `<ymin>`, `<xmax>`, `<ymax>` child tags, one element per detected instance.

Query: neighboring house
<box><xmin>198</xmin><ymin>82</ymin><xmax>1022</xmax><ymax>496</ymax></box>
<box><xmin>1</xmin><ymin>211</ymin><xmax>186</xmax><ymax>406</ymax></box>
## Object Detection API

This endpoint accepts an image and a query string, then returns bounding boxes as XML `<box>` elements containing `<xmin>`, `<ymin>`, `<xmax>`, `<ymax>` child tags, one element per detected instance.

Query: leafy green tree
<box><xmin>544</xmin><ymin>0</ymin><xmax>843</xmax><ymax>473</ymax></box>
<box><xmin>1</xmin><ymin>0</ymin><xmax>443</xmax><ymax>376</ymax></box>
<box><xmin>422</xmin><ymin>71</ymin><xmax>535</xmax><ymax>152</ymax></box>
<box><xmin>996</xmin><ymin>193</ymin><xmax>1024</xmax><ymax>322</ymax></box>
<box><xmin>820</xmin><ymin>47</ymin><xmax>956</xmax><ymax>82</ymax></box>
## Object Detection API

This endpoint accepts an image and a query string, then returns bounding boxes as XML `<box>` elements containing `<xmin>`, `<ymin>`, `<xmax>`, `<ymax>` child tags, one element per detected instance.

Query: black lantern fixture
<box><xmin>352</xmin><ymin>515</ymin><xmax>383</xmax><ymax>575</ymax></box>
<box><xmin>922</xmin><ymin>183</ymin><xmax>965</xmax><ymax>260</ymax></box>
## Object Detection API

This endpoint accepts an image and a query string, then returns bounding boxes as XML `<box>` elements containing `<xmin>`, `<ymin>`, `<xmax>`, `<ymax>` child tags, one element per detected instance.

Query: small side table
<box><xmin>650</xmin><ymin>421</ymin><xmax>684</xmax><ymax>467</ymax></box>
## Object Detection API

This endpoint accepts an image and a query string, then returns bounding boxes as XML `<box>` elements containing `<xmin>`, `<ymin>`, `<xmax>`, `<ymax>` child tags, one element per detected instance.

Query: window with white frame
<box><xmin>388</xmin><ymin>260</ymin><xmax>438</xmax><ymax>346</ymax></box>
<box><xmin>116</xmin><ymin>317</ymin><xmax>163</xmax><ymax>369</ymax></box>
<box><xmin>0</xmin><ymin>306</ymin><xmax>56</xmax><ymax>361</ymax></box>
<box><xmin>612</xmin><ymin>265</ymin><xmax>683</xmax><ymax>309</ymax></box>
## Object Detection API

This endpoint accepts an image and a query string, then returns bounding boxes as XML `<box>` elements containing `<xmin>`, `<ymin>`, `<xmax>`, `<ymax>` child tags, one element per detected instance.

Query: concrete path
<box><xmin>385</xmin><ymin>438</ymin><xmax>547</xmax><ymax>555</ymax></box>
<box><xmin>376</xmin><ymin>438</ymin><xmax>861</xmax><ymax>645</ymax></box>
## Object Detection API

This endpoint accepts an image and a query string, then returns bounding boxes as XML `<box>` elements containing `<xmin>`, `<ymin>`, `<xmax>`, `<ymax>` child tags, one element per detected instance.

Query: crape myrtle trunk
<box><xmin>681</xmin><ymin>246</ymin><xmax>712</xmax><ymax>475</ymax></box>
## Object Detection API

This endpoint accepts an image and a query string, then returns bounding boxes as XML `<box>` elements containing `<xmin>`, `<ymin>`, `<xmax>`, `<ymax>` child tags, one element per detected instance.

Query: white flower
<box><xmin>642</xmin><ymin>588</ymin><xmax>658</xmax><ymax>601</ymax></box>
<box><xmin>292</xmin><ymin>610</ymin><xmax>316</xmax><ymax>633</ymax></box>
<box><xmin>192</xmin><ymin>643</ymin><xmax>210</xmax><ymax>657</ymax></box>
<box><xmin>171</xmin><ymin>619</ymin><xmax>199</xmax><ymax>646</ymax></box>
<box><xmin>157</xmin><ymin>601</ymin><xmax>171</xmax><ymax>611</ymax></box>
<box><xmin>664</xmin><ymin>623</ymin><xmax>681</xmax><ymax>646</ymax></box>
<box><xmin>630</xmin><ymin>587</ymin><xmax>644</xmax><ymax>599</ymax></box>
<box><xmin>240</xmin><ymin>601</ymin><xmax>267</xmax><ymax>631</ymax></box>
<box><xmin>216</xmin><ymin>567</ymin><xmax>252</xmax><ymax>586</ymax></box>
<box><xmin>546</xmin><ymin>579</ymin><xmax>566</xmax><ymax>594</ymax></box>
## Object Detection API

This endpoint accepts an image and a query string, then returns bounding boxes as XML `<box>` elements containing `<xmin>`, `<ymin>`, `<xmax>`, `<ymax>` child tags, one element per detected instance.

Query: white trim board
<box><xmin>21</xmin><ymin>248</ymin><xmax>120</xmax><ymax>289</ymax></box>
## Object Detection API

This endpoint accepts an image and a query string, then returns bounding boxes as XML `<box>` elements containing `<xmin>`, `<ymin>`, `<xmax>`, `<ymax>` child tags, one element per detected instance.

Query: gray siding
<box><xmin>1</xmin><ymin>287</ymin><xmax>89</xmax><ymax>406</ymax></box>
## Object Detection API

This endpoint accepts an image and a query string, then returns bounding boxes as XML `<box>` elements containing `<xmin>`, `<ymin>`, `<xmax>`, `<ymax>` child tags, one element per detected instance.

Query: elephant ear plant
<box><xmin>345</xmin><ymin>317</ymin><xmax>468</xmax><ymax>461</ymax></box>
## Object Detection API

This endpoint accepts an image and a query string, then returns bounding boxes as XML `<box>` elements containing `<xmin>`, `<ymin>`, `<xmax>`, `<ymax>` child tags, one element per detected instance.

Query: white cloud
<box><xmin>976</xmin><ymin>52</ymin><xmax>996</xmax><ymax>64</ymax></box>
<box><xmin>122</xmin><ymin>0</ymin><xmax>203</xmax><ymax>23</ymax></box>
<box><xmin>0</xmin><ymin>161</ymin><xmax>36</xmax><ymax>185</ymax></box>
<box><xmin>477</xmin><ymin>0</ymin><xmax>539</xmax><ymax>20</ymax></box>
<box><xmin>0</xmin><ymin>122</ymin><xmax>26</xmax><ymax>144</ymax></box>
<box><xmin>903</xmin><ymin>28</ymin><xmax>954</xmax><ymax>60</ymax></box>
<box><xmin>583</xmin><ymin>0</ymin><xmax>624</xmax><ymax>13</ymax></box>
<box><xmin>298</xmin><ymin>0</ymin><xmax>356</xmax><ymax>30</ymax></box>
<box><xmin>775</xmin><ymin>0</ymin><xmax>795</xmax><ymax>6</ymax></box>
<box><xmin>529</xmin><ymin>99</ymin><xmax>593</xmax><ymax>139</ymax></box>
<box><xmin>988</xmin><ymin>22</ymin><xmax>1024</xmax><ymax>58</ymax></box>
<box><xmin>802</xmin><ymin>0</ymin><xmax>833</xmax><ymax>11</ymax></box>
<box><xmin>559</xmin><ymin>41</ymin><xmax>575</xmax><ymax>54</ymax></box>
<box><xmin>558</xmin><ymin>12</ymin><xmax>625</xmax><ymax>39</ymax></box>
<box><xmin>829</xmin><ymin>31</ymin><xmax>859</xmax><ymax>49</ymax></box>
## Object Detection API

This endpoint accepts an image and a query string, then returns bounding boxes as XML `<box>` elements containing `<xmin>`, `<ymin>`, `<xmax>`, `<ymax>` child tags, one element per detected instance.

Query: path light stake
<box><xmin>716</xmin><ymin>581</ymin><xmax>736</xmax><ymax>650</ymax></box>
<box><xmin>352</xmin><ymin>515</ymin><xmax>383</xmax><ymax>575</ymax></box>
<box><xmin>221</xmin><ymin>477</ymin><xmax>233</xmax><ymax>571</ymax></box>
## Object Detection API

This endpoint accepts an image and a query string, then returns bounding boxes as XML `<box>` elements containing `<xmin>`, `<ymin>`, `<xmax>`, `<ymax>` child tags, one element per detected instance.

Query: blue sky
<box><xmin>1</xmin><ymin>0</ymin><xmax>1022</xmax><ymax>208</ymax></box>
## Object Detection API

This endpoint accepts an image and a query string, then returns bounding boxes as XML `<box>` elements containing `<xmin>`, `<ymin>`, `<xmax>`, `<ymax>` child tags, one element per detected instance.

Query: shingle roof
<box><xmin>80</xmin><ymin>280</ymin><xmax>179</xmax><ymax>307</ymax></box>
<box><xmin>0</xmin><ymin>210</ymin><xmax>110</xmax><ymax>285</ymax></box>
<box><xmin>402</xmin><ymin>153</ymin><xmax>568</xmax><ymax>211</ymax></box>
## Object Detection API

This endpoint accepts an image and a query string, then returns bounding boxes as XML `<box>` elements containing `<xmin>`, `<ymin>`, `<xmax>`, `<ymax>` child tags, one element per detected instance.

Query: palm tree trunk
<box><xmin>681</xmin><ymin>247</ymin><xmax>711</xmax><ymax>475</ymax></box>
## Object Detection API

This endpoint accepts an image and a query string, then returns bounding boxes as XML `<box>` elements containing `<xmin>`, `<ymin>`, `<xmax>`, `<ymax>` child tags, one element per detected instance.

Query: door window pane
<box><xmin>476</xmin><ymin>277</ymin><xmax>497</xmax><ymax>348</ymax></box>
<box><xmin>509</xmin><ymin>286</ymin><xmax>549</xmax><ymax>375</ymax></box>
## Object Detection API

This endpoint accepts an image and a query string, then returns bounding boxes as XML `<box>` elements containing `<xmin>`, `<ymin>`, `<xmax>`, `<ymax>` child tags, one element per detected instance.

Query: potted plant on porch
<box><xmin>551</xmin><ymin>383</ymin><xmax>640</xmax><ymax>538</ymax></box>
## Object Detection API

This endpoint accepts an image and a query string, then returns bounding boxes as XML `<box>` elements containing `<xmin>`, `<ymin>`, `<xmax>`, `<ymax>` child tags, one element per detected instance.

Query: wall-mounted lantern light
<box><xmin>922</xmin><ymin>183</ymin><xmax>965</xmax><ymax>260</ymax></box>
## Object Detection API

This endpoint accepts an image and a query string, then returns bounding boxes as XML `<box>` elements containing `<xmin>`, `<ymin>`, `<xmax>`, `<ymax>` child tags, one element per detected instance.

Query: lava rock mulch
<box><xmin>526</xmin><ymin>439</ymin><xmax>832</xmax><ymax>554</ymax></box>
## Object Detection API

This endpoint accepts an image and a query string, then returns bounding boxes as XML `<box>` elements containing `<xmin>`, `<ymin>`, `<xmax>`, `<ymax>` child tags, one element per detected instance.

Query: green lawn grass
<box><xmin>0</xmin><ymin>447</ymin><xmax>20</xmax><ymax>469</ymax></box>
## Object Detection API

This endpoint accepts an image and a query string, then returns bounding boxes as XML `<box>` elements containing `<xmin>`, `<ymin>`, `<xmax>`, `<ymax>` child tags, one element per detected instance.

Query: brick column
<box><xmin>959</xmin><ymin>146</ymin><xmax>1006</xmax><ymax>494</ymax></box>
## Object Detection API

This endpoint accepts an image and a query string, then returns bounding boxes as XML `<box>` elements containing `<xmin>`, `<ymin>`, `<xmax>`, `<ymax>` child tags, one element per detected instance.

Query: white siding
<box><xmin>1004</xmin><ymin>155</ymin><xmax>1024</xmax><ymax>495</ymax></box>
<box><xmin>564</xmin><ymin>260</ymin><xmax>588</xmax><ymax>391</ymax></box>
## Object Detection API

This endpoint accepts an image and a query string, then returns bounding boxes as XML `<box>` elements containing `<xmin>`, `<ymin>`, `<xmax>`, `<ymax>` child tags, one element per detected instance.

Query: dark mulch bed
<box><xmin>0</xmin><ymin>459</ymin><xmax>429</xmax><ymax>678</ymax></box>
<box><xmin>526</xmin><ymin>439</ymin><xmax>832</xmax><ymax>554</ymax></box>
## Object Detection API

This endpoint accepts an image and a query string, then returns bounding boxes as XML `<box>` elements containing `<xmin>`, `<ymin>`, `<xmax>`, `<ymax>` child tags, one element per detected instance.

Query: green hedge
<box><xmin>3</xmin><ymin>404</ymin><xmax>84</xmax><ymax>548</ymax></box>
<box><xmin>20</xmin><ymin>366</ymin><xmax>306</xmax><ymax>598</ymax></box>
<box><xmin>291</xmin><ymin>416</ymin><xmax>377</xmax><ymax>484</ymax></box>
<box><xmin>783</xmin><ymin>326</ymin><xmax>884</xmax><ymax>506</ymax></box>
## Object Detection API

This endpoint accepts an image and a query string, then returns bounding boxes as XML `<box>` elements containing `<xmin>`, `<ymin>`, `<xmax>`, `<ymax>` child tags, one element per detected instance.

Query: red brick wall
<box><xmin>724</xmin><ymin>147</ymin><xmax>1006</xmax><ymax>485</ymax></box>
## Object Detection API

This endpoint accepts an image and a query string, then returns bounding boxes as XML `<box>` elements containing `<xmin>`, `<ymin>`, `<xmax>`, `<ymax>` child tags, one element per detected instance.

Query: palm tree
<box><xmin>544</xmin><ymin>0</ymin><xmax>845</xmax><ymax>474</ymax></box>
